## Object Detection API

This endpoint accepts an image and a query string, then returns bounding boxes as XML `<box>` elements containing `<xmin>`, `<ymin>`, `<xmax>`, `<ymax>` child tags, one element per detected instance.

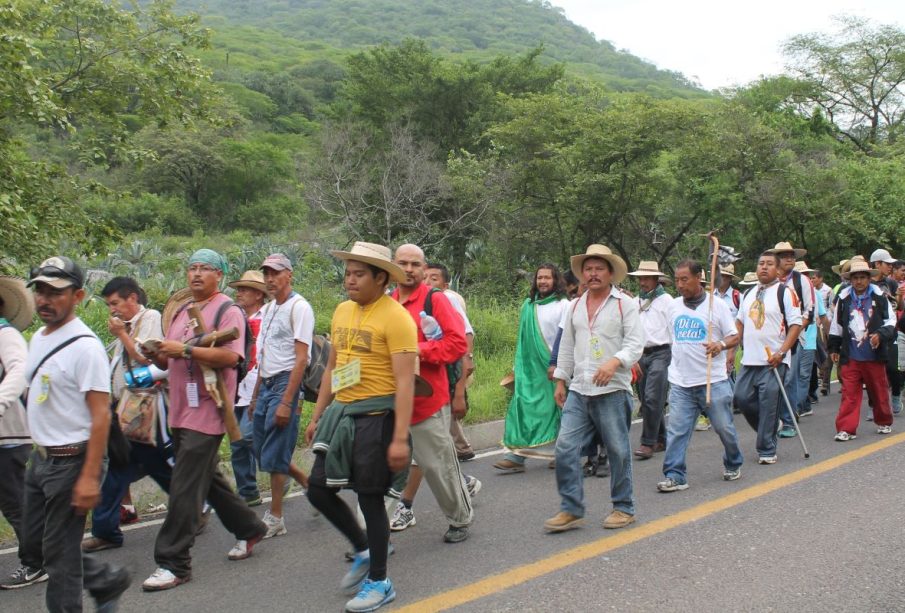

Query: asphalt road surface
<box><xmin>3</xmin><ymin>389</ymin><xmax>904</xmax><ymax>612</ymax></box>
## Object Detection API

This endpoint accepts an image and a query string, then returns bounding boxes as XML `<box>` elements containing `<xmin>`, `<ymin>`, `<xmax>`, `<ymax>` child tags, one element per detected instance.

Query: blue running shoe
<box><xmin>340</xmin><ymin>550</ymin><xmax>370</xmax><ymax>594</ymax></box>
<box><xmin>345</xmin><ymin>578</ymin><xmax>396</xmax><ymax>612</ymax></box>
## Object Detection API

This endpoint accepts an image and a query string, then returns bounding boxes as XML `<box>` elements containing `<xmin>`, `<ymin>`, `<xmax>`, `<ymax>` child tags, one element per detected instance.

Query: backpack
<box><xmin>790</xmin><ymin>270</ymin><xmax>815</xmax><ymax>324</ymax></box>
<box><xmin>424</xmin><ymin>288</ymin><xmax>463</xmax><ymax>399</ymax></box>
<box><xmin>286</xmin><ymin>297</ymin><xmax>331</xmax><ymax>403</ymax></box>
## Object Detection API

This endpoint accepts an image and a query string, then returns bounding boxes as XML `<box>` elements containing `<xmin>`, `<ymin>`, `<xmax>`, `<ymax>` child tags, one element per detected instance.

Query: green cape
<box><xmin>503</xmin><ymin>294</ymin><xmax>562</xmax><ymax>449</ymax></box>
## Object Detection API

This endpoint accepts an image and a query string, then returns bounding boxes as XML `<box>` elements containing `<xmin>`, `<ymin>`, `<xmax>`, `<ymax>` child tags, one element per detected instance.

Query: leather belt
<box><xmin>643</xmin><ymin>344</ymin><xmax>670</xmax><ymax>355</ymax></box>
<box><xmin>36</xmin><ymin>442</ymin><xmax>88</xmax><ymax>459</ymax></box>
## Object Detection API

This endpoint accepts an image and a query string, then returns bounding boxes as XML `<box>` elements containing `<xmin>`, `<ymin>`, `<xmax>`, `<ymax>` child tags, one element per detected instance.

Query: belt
<box><xmin>260</xmin><ymin>370</ymin><xmax>292</xmax><ymax>388</ymax></box>
<box><xmin>36</xmin><ymin>442</ymin><xmax>88</xmax><ymax>459</ymax></box>
<box><xmin>643</xmin><ymin>344</ymin><xmax>670</xmax><ymax>355</ymax></box>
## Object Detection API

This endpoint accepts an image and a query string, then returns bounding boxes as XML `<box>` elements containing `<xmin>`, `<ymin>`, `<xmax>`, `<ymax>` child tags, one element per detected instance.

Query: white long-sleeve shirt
<box><xmin>553</xmin><ymin>287</ymin><xmax>645</xmax><ymax>396</ymax></box>
<box><xmin>638</xmin><ymin>292</ymin><xmax>672</xmax><ymax>347</ymax></box>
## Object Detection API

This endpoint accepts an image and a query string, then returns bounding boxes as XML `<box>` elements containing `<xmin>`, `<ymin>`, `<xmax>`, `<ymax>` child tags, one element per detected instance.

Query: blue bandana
<box><xmin>189</xmin><ymin>249</ymin><xmax>228</xmax><ymax>274</ymax></box>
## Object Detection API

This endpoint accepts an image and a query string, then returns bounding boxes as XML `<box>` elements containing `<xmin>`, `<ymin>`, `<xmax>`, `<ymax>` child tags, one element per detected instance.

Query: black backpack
<box><xmin>174</xmin><ymin>299</ymin><xmax>254</xmax><ymax>385</ymax></box>
<box><xmin>424</xmin><ymin>288</ymin><xmax>464</xmax><ymax>399</ymax></box>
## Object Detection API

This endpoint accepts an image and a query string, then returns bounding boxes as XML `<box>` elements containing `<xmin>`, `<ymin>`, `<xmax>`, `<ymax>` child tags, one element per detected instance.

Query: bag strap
<box><xmin>25</xmin><ymin>335</ymin><xmax>95</xmax><ymax>404</ymax></box>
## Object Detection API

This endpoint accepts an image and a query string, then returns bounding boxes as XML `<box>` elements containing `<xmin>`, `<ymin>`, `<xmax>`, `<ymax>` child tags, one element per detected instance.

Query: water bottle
<box><xmin>124</xmin><ymin>364</ymin><xmax>169</xmax><ymax>388</ymax></box>
<box><xmin>419</xmin><ymin>311</ymin><xmax>443</xmax><ymax>340</ymax></box>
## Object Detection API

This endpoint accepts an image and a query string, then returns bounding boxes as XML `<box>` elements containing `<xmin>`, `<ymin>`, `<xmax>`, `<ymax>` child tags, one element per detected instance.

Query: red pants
<box><xmin>835</xmin><ymin>359</ymin><xmax>893</xmax><ymax>434</ymax></box>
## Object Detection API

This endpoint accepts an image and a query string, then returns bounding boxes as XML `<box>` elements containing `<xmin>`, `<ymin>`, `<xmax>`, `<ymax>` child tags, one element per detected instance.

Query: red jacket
<box><xmin>392</xmin><ymin>283</ymin><xmax>468</xmax><ymax>424</ymax></box>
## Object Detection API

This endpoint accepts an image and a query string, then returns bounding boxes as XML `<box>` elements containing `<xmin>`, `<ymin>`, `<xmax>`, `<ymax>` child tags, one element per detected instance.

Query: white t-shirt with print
<box><xmin>26</xmin><ymin>318</ymin><xmax>111</xmax><ymax>446</ymax></box>
<box><xmin>736</xmin><ymin>282</ymin><xmax>803</xmax><ymax>367</ymax></box>
<box><xmin>667</xmin><ymin>296</ymin><xmax>737</xmax><ymax>387</ymax></box>
<box><xmin>256</xmin><ymin>293</ymin><xmax>315</xmax><ymax>379</ymax></box>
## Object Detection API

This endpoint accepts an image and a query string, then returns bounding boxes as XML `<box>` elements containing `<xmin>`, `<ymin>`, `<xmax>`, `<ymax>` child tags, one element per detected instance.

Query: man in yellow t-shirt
<box><xmin>304</xmin><ymin>242</ymin><xmax>417</xmax><ymax>613</ymax></box>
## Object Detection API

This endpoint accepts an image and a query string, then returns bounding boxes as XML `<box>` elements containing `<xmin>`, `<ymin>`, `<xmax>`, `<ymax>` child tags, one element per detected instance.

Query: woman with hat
<box><xmin>0</xmin><ymin>276</ymin><xmax>41</xmax><ymax>587</ymax></box>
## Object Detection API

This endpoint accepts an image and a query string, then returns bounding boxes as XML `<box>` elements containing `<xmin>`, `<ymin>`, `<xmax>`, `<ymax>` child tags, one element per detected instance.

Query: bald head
<box><xmin>394</xmin><ymin>243</ymin><xmax>426</xmax><ymax>288</ymax></box>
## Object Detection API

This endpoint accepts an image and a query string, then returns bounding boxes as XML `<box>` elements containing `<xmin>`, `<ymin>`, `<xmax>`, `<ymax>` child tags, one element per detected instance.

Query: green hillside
<box><xmin>179</xmin><ymin>0</ymin><xmax>701</xmax><ymax>96</ymax></box>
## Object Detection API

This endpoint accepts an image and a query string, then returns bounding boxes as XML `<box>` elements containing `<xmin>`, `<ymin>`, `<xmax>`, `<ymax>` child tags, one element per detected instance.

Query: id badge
<box><xmin>186</xmin><ymin>382</ymin><xmax>200</xmax><ymax>408</ymax></box>
<box><xmin>332</xmin><ymin>359</ymin><xmax>361</xmax><ymax>392</ymax></box>
<box><xmin>36</xmin><ymin>374</ymin><xmax>50</xmax><ymax>404</ymax></box>
<box><xmin>590</xmin><ymin>336</ymin><xmax>604</xmax><ymax>361</ymax></box>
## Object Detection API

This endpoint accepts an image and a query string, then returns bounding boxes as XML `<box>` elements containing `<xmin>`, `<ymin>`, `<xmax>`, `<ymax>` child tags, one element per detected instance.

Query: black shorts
<box><xmin>309</xmin><ymin>411</ymin><xmax>396</xmax><ymax>495</ymax></box>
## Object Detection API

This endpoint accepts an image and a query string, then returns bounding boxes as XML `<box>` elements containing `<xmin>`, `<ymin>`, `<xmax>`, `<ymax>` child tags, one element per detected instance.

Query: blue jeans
<box><xmin>735</xmin><ymin>364</ymin><xmax>787</xmax><ymax>458</ymax></box>
<box><xmin>254</xmin><ymin>371</ymin><xmax>301</xmax><ymax>474</ymax></box>
<box><xmin>92</xmin><ymin>441</ymin><xmax>172</xmax><ymax>545</ymax></box>
<box><xmin>662</xmin><ymin>380</ymin><xmax>743</xmax><ymax>484</ymax></box>
<box><xmin>231</xmin><ymin>405</ymin><xmax>259</xmax><ymax>498</ymax></box>
<box><xmin>781</xmin><ymin>349</ymin><xmax>800</xmax><ymax>426</ymax></box>
<box><xmin>796</xmin><ymin>349</ymin><xmax>816</xmax><ymax>413</ymax></box>
<box><xmin>554</xmin><ymin>390</ymin><xmax>634</xmax><ymax>516</ymax></box>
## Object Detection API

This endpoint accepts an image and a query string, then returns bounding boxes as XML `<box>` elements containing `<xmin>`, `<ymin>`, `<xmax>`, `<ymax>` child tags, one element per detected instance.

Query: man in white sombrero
<box><xmin>626</xmin><ymin>260</ymin><xmax>671</xmax><ymax>460</ymax></box>
<box><xmin>0</xmin><ymin>276</ymin><xmax>40</xmax><ymax>587</ymax></box>
<box><xmin>546</xmin><ymin>245</ymin><xmax>644</xmax><ymax>533</ymax></box>
<box><xmin>828</xmin><ymin>259</ymin><xmax>896</xmax><ymax>441</ymax></box>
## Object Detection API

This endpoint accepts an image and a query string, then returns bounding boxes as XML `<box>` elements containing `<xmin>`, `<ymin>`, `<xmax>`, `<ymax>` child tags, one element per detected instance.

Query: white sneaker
<box><xmin>757</xmin><ymin>455</ymin><xmax>777</xmax><ymax>464</ymax></box>
<box><xmin>389</xmin><ymin>502</ymin><xmax>415</xmax><ymax>532</ymax></box>
<box><xmin>877</xmin><ymin>425</ymin><xmax>892</xmax><ymax>435</ymax></box>
<box><xmin>465</xmin><ymin>475</ymin><xmax>482</xmax><ymax>498</ymax></box>
<box><xmin>834</xmin><ymin>431</ymin><xmax>856</xmax><ymax>441</ymax></box>
<box><xmin>262</xmin><ymin>509</ymin><xmax>287</xmax><ymax>538</ymax></box>
<box><xmin>141</xmin><ymin>567</ymin><xmax>188</xmax><ymax>592</ymax></box>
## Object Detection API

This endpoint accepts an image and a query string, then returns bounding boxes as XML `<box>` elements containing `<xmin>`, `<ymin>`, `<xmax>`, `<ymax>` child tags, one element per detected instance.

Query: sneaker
<box><xmin>834</xmin><ymin>431</ymin><xmax>856</xmax><ymax>442</ymax></box>
<box><xmin>877</xmin><ymin>425</ymin><xmax>892</xmax><ymax>435</ymax></box>
<box><xmin>457</xmin><ymin>451</ymin><xmax>476</xmax><ymax>462</ymax></box>
<box><xmin>227</xmin><ymin>530</ymin><xmax>264</xmax><ymax>561</ymax></box>
<box><xmin>345</xmin><ymin>577</ymin><xmax>396</xmax><ymax>613</ymax></box>
<box><xmin>346</xmin><ymin>543</ymin><xmax>394</xmax><ymax>562</ymax></box>
<box><xmin>723</xmin><ymin>468</ymin><xmax>741</xmax><ymax>481</ymax></box>
<box><xmin>443</xmin><ymin>525</ymin><xmax>469</xmax><ymax>543</ymax></box>
<box><xmin>893</xmin><ymin>396</ymin><xmax>903</xmax><ymax>415</ymax></box>
<box><xmin>492</xmin><ymin>458</ymin><xmax>525</xmax><ymax>473</ymax></box>
<box><xmin>81</xmin><ymin>536</ymin><xmax>121</xmax><ymax>553</ymax></box>
<box><xmin>602</xmin><ymin>510</ymin><xmax>636</xmax><ymax>529</ymax></box>
<box><xmin>196</xmin><ymin>502</ymin><xmax>212</xmax><ymax>536</ymax></box>
<box><xmin>141</xmin><ymin>567</ymin><xmax>189</xmax><ymax>592</ymax></box>
<box><xmin>244</xmin><ymin>494</ymin><xmax>263</xmax><ymax>507</ymax></box>
<box><xmin>543</xmin><ymin>511</ymin><xmax>584</xmax><ymax>533</ymax></box>
<box><xmin>464</xmin><ymin>475</ymin><xmax>482</xmax><ymax>498</ymax></box>
<box><xmin>262</xmin><ymin>509</ymin><xmax>287</xmax><ymax>538</ymax></box>
<box><xmin>866</xmin><ymin>414</ymin><xmax>874</xmax><ymax>421</ymax></box>
<box><xmin>582</xmin><ymin>458</ymin><xmax>598</xmax><ymax>477</ymax></box>
<box><xmin>695</xmin><ymin>416</ymin><xmax>711</xmax><ymax>431</ymax></box>
<box><xmin>1</xmin><ymin>565</ymin><xmax>48</xmax><ymax>589</ymax></box>
<box><xmin>657</xmin><ymin>477</ymin><xmax>689</xmax><ymax>492</ymax></box>
<box><xmin>757</xmin><ymin>455</ymin><xmax>778</xmax><ymax>464</ymax></box>
<box><xmin>389</xmin><ymin>503</ymin><xmax>416</xmax><ymax>532</ymax></box>
<box><xmin>778</xmin><ymin>425</ymin><xmax>797</xmax><ymax>438</ymax></box>
<box><xmin>341</xmin><ymin>550</ymin><xmax>370</xmax><ymax>594</ymax></box>
<box><xmin>799</xmin><ymin>408</ymin><xmax>814</xmax><ymax>417</ymax></box>
<box><xmin>596</xmin><ymin>455</ymin><xmax>610</xmax><ymax>478</ymax></box>
<box><xmin>94</xmin><ymin>565</ymin><xmax>132</xmax><ymax>613</ymax></box>
<box><xmin>807</xmin><ymin>394</ymin><xmax>818</xmax><ymax>404</ymax></box>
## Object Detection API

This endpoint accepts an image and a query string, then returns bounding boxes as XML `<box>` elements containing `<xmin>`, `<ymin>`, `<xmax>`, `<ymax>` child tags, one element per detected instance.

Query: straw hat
<box><xmin>570</xmin><ymin>245</ymin><xmax>628</xmax><ymax>284</ymax></box>
<box><xmin>739</xmin><ymin>272</ymin><xmax>758</xmax><ymax>286</ymax></box>
<box><xmin>719</xmin><ymin>264</ymin><xmax>739</xmax><ymax>279</ymax></box>
<box><xmin>162</xmin><ymin>287</ymin><xmax>193</xmax><ymax>335</ymax></box>
<box><xmin>766</xmin><ymin>241</ymin><xmax>807</xmax><ymax>258</ymax></box>
<box><xmin>830</xmin><ymin>259</ymin><xmax>849</xmax><ymax>275</ymax></box>
<box><xmin>330</xmin><ymin>242</ymin><xmax>406</xmax><ymax>284</ymax></box>
<box><xmin>0</xmin><ymin>276</ymin><xmax>36</xmax><ymax>331</ymax></box>
<box><xmin>627</xmin><ymin>260</ymin><xmax>666</xmax><ymax>277</ymax></box>
<box><xmin>793</xmin><ymin>261</ymin><xmax>815</xmax><ymax>274</ymax></box>
<box><xmin>228</xmin><ymin>270</ymin><xmax>267</xmax><ymax>293</ymax></box>
<box><xmin>842</xmin><ymin>259</ymin><xmax>882</xmax><ymax>280</ymax></box>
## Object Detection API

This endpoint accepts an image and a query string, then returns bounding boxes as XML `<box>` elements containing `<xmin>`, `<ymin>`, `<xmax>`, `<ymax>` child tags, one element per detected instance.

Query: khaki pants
<box><xmin>411</xmin><ymin>405</ymin><xmax>473</xmax><ymax>528</ymax></box>
<box><xmin>449</xmin><ymin>415</ymin><xmax>473</xmax><ymax>455</ymax></box>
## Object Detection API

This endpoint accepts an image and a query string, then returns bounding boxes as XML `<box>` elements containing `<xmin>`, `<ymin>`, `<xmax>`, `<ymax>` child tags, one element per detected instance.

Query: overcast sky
<box><xmin>550</xmin><ymin>0</ymin><xmax>905</xmax><ymax>90</ymax></box>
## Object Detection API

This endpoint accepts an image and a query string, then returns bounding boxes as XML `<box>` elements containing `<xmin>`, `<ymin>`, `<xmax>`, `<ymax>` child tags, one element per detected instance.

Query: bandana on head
<box><xmin>189</xmin><ymin>249</ymin><xmax>228</xmax><ymax>274</ymax></box>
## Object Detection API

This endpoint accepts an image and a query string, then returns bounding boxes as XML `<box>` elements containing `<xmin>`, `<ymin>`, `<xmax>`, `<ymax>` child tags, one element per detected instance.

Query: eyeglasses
<box><xmin>29</xmin><ymin>265</ymin><xmax>81</xmax><ymax>284</ymax></box>
<box><xmin>188</xmin><ymin>264</ymin><xmax>218</xmax><ymax>273</ymax></box>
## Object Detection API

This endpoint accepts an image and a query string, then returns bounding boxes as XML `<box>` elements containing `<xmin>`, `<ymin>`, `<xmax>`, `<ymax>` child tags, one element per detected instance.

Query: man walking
<box><xmin>391</xmin><ymin>244</ymin><xmax>473</xmax><ymax>543</ymax></box>
<box><xmin>869</xmin><ymin>248</ymin><xmax>902</xmax><ymax>414</ymax></box>
<box><xmin>627</xmin><ymin>261</ymin><xmax>672</xmax><ymax>460</ymax></box>
<box><xmin>250</xmin><ymin>254</ymin><xmax>314</xmax><ymax>537</ymax></box>
<box><xmin>15</xmin><ymin>257</ymin><xmax>130</xmax><ymax>611</ymax></box>
<box><xmin>546</xmin><ymin>245</ymin><xmax>644</xmax><ymax>532</ymax></box>
<box><xmin>828</xmin><ymin>260</ymin><xmax>896</xmax><ymax>440</ymax></box>
<box><xmin>657</xmin><ymin>260</ymin><xmax>743</xmax><ymax>492</ymax></box>
<box><xmin>734</xmin><ymin>252</ymin><xmax>803</xmax><ymax>465</ymax></box>
<box><xmin>304</xmin><ymin>241</ymin><xmax>417</xmax><ymax>612</ymax></box>
<box><xmin>141</xmin><ymin>249</ymin><xmax>266</xmax><ymax>591</ymax></box>
<box><xmin>494</xmin><ymin>264</ymin><xmax>570</xmax><ymax>472</ymax></box>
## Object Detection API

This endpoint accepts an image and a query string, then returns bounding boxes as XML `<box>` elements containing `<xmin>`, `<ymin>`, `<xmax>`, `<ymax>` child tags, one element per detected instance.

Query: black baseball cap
<box><xmin>27</xmin><ymin>256</ymin><xmax>85</xmax><ymax>289</ymax></box>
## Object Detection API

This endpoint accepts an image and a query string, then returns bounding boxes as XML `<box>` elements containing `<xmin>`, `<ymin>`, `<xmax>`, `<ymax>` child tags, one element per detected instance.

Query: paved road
<box><xmin>3</xmin><ymin>390</ymin><xmax>904</xmax><ymax>612</ymax></box>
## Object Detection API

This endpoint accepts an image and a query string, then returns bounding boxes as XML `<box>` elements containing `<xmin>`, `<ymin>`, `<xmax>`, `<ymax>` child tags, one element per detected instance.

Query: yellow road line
<box><xmin>397</xmin><ymin>431</ymin><xmax>905</xmax><ymax>612</ymax></box>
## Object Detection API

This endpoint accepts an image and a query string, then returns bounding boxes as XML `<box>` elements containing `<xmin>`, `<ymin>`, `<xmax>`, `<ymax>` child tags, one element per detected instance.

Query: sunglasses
<box><xmin>29</xmin><ymin>265</ymin><xmax>82</xmax><ymax>285</ymax></box>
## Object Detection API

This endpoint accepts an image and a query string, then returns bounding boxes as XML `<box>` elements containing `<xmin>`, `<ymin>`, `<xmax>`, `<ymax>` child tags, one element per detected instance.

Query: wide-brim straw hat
<box><xmin>832</xmin><ymin>255</ymin><xmax>866</xmax><ymax>276</ymax></box>
<box><xmin>830</xmin><ymin>259</ymin><xmax>849</xmax><ymax>275</ymax></box>
<box><xmin>330</xmin><ymin>242</ymin><xmax>407</xmax><ymax>284</ymax></box>
<box><xmin>228</xmin><ymin>270</ymin><xmax>267</xmax><ymax>293</ymax></box>
<box><xmin>627</xmin><ymin>260</ymin><xmax>666</xmax><ymax>277</ymax></box>
<box><xmin>0</xmin><ymin>276</ymin><xmax>36</xmax><ymax>331</ymax></box>
<box><xmin>739</xmin><ymin>272</ymin><xmax>758</xmax><ymax>286</ymax></box>
<box><xmin>162</xmin><ymin>287</ymin><xmax>193</xmax><ymax>335</ymax></box>
<box><xmin>793</xmin><ymin>261</ymin><xmax>815</xmax><ymax>274</ymax></box>
<box><xmin>842</xmin><ymin>260</ymin><xmax>882</xmax><ymax>280</ymax></box>
<box><xmin>766</xmin><ymin>241</ymin><xmax>807</xmax><ymax>258</ymax></box>
<box><xmin>719</xmin><ymin>264</ymin><xmax>739</xmax><ymax>279</ymax></box>
<box><xmin>570</xmin><ymin>244</ymin><xmax>628</xmax><ymax>284</ymax></box>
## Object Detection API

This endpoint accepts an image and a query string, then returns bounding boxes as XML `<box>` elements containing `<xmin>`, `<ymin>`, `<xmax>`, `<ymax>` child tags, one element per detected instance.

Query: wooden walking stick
<box><xmin>187</xmin><ymin>305</ymin><xmax>243</xmax><ymax>442</ymax></box>
<box><xmin>705</xmin><ymin>231</ymin><xmax>720</xmax><ymax>407</ymax></box>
